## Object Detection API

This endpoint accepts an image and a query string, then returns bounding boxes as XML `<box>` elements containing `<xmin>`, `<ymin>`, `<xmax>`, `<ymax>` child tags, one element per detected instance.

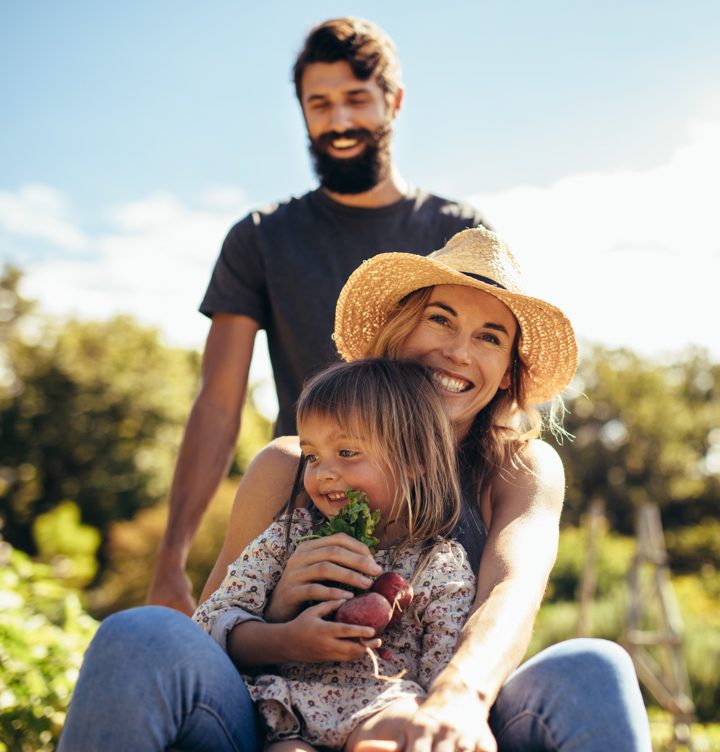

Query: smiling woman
<box><xmin>59</xmin><ymin>226</ymin><xmax>653</xmax><ymax>752</ymax></box>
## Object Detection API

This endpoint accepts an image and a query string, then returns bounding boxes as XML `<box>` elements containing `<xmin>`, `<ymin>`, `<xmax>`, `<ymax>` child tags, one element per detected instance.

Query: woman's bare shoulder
<box><xmin>244</xmin><ymin>435</ymin><xmax>302</xmax><ymax>477</ymax></box>
<box><xmin>515</xmin><ymin>438</ymin><xmax>564</xmax><ymax>478</ymax></box>
<box><xmin>201</xmin><ymin>436</ymin><xmax>303</xmax><ymax>601</ymax></box>
<box><xmin>494</xmin><ymin>438</ymin><xmax>565</xmax><ymax>508</ymax></box>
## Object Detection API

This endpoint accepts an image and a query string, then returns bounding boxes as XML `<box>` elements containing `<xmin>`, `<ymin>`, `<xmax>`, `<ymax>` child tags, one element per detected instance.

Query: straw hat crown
<box><xmin>334</xmin><ymin>226</ymin><xmax>578</xmax><ymax>404</ymax></box>
<box><xmin>433</xmin><ymin>226</ymin><xmax>525</xmax><ymax>292</ymax></box>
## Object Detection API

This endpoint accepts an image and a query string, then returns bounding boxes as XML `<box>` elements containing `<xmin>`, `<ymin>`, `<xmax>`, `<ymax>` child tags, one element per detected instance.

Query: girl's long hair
<box><xmin>365</xmin><ymin>287</ymin><xmax>565</xmax><ymax>502</ymax></box>
<box><xmin>280</xmin><ymin>358</ymin><xmax>462</xmax><ymax>558</ymax></box>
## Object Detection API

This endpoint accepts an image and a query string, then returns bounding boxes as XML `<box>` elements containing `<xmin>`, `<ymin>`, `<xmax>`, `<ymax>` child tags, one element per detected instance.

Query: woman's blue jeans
<box><xmin>58</xmin><ymin>606</ymin><xmax>651</xmax><ymax>751</ymax></box>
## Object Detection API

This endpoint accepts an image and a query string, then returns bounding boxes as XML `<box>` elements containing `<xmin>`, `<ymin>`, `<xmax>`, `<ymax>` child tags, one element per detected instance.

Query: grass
<box><xmin>649</xmin><ymin>712</ymin><xmax>720</xmax><ymax>751</ymax></box>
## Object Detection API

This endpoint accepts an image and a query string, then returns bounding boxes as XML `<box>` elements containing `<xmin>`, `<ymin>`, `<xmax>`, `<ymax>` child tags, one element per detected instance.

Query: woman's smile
<box><xmin>399</xmin><ymin>285</ymin><xmax>517</xmax><ymax>438</ymax></box>
<box><xmin>431</xmin><ymin>368</ymin><xmax>474</xmax><ymax>394</ymax></box>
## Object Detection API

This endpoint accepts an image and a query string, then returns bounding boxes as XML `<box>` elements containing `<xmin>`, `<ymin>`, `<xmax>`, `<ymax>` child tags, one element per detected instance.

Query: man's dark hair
<box><xmin>293</xmin><ymin>17</ymin><xmax>402</xmax><ymax>103</ymax></box>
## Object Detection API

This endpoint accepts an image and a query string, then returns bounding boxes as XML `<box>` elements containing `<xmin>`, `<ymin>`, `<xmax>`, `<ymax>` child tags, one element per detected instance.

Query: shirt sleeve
<box><xmin>199</xmin><ymin>212</ymin><xmax>270</xmax><ymax>327</ymax></box>
<box><xmin>192</xmin><ymin>516</ymin><xmax>299</xmax><ymax>652</ymax></box>
<box><xmin>415</xmin><ymin>542</ymin><xmax>476</xmax><ymax>689</ymax></box>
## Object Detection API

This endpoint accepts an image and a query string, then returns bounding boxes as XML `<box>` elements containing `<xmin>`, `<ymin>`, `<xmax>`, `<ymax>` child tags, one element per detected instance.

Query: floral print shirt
<box><xmin>193</xmin><ymin>509</ymin><xmax>475</xmax><ymax>749</ymax></box>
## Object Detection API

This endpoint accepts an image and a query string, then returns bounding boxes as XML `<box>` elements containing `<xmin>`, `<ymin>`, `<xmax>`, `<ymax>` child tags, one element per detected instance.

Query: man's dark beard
<box><xmin>309</xmin><ymin>125</ymin><xmax>392</xmax><ymax>194</ymax></box>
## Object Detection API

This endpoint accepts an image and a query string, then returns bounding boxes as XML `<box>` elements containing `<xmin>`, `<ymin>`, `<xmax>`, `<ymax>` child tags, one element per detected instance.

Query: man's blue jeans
<box><xmin>58</xmin><ymin>606</ymin><xmax>652</xmax><ymax>751</ymax></box>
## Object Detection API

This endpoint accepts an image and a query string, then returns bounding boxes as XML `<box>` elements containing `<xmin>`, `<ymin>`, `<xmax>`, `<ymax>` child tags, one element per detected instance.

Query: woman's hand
<box><xmin>280</xmin><ymin>599</ymin><xmax>382</xmax><ymax>663</ymax></box>
<box><xmin>347</xmin><ymin>686</ymin><xmax>495</xmax><ymax>752</ymax></box>
<box><xmin>404</xmin><ymin>684</ymin><xmax>496</xmax><ymax>752</ymax></box>
<box><xmin>265</xmin><ymin>533</ymin><xmax>382</xmax><ymax>622</ymax></box>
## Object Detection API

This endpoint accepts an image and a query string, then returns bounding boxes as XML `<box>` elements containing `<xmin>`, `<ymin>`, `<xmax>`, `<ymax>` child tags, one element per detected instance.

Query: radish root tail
<box><xmin>365</xmin><ymin>646</ymin><xmax>407</xmax><ymax>682</ymax></box>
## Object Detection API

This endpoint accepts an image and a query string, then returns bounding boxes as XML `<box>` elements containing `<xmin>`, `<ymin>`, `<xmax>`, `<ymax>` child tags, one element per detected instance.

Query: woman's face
<box><xmin>398</xmin><ymin>284</ymin><xmax>518</xmax><ymax>439</ymax></box>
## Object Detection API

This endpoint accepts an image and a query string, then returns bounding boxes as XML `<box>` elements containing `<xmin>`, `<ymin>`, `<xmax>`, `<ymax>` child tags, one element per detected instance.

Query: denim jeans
<box><xmin>58</xmin><ymin>606</ymin><xmax>651</xmax><ymax>751</ymax></box>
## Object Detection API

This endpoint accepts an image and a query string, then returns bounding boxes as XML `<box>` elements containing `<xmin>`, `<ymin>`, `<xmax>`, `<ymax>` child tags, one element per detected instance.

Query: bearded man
<box><xmin>148</xmin><ymin>17</ymin><xmax>490</xmax><ymax>614</ymax></box>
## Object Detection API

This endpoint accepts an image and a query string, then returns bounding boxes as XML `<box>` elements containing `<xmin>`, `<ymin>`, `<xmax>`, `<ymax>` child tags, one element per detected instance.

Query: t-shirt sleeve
<box><xmin>191</xmin><ymin>519</ymin><xmax>289</xmax><ymax>645</ymax></box>
<box><xmin>199</xmin><ymin>213</ymin><xmax>270</xmax><ymax>328</ymax></box>
<box><xmin>192</xmin><ymin>511</ymin><xmax>316</xmax><ymax>651</ymax></box>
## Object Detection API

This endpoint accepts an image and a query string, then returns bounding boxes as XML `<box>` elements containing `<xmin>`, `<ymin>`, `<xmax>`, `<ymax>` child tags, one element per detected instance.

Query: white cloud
<box><xmin>20</xmin><ymin>191</ymin><xmax>248</xmax><ymax>347</ymax></box>
<box><xmin>467</xmin><ymin>116</ymin><xmax>720</xmax><ymax>359</ymax></box>
<box><xmin>0</xmin><ymin>184</ymin><xmax>90</xmax><ymax>252</ymax></box>
<box><xmin>16</xmin><ymin>187</ymin><xmax>279</xmax><ymax>417</ymax></box>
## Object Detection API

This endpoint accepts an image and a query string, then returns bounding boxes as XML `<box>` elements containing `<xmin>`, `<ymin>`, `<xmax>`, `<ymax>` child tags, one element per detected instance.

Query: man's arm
<box><xmin>146</xmin><ymin>313</ymin><xmax>260</xmax><ymax>614</ymax></box>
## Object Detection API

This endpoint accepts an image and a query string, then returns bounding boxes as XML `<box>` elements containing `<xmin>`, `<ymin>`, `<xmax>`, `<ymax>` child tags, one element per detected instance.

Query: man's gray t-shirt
<box><xmin>200</xmin><ymin>187</ymin><xmax>489</xmax><ymax>435</ymax></box>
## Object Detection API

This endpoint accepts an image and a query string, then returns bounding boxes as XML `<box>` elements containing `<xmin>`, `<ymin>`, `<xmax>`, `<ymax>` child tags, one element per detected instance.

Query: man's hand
<box><xmin>265</xmin><ymin>533</ymin><xmax>382</xmax><ymax>623</ymax></box>
<box><xmin>146</xmin><ymin>549</ymin><xmax>196</xmax><ymax>616</ymax></box>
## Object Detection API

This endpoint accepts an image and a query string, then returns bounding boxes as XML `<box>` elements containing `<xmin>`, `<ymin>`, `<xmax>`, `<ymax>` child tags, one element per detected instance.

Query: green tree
<box><xmin>0</xmin><ymin>267</ymin><xmax>200</xmax><ymax>559</ymax></box>
<box><xmin>557</xmin><ymin>345</ymin><xmax>720</xmax><ymax>535</ymax></box>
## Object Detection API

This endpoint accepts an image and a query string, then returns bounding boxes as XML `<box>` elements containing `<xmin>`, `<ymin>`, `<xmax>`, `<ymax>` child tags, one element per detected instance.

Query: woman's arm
<box><xmin>200</xmin><ymin>435</ymin><xmax>303</xmax><ymax>602</ymax></box>
<box><xmin>404</xmin><ymin>439</ymin><xmax>565</xmax><ymax>751</ymax></box>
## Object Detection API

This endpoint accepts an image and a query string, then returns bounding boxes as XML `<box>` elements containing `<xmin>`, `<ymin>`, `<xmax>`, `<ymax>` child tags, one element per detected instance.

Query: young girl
<box><xmin>193</xmin><ymin>358</ymin><xmax>476</xmax><ymax>752</ymax></box>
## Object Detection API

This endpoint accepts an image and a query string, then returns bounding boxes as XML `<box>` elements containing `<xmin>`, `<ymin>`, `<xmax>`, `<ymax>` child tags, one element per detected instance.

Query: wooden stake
<box><xmin>624</xmin><ymin>503</ymin><xmax>696</xmax><ymax>750</ymax></box>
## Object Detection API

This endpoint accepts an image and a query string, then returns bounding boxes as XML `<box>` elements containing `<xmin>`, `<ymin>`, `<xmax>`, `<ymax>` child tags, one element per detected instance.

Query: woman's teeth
<box><xmin>432</xmin><ymin>370</ymin><xmax>471</xmax><ymax>393</ymax></box>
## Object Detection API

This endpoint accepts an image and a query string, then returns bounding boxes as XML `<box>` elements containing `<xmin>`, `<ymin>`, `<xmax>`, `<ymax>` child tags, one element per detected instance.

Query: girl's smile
<box><xmin>298</xmin><ymin>413</ymin><xmax>397</xmax><ymax>539</ymax></box>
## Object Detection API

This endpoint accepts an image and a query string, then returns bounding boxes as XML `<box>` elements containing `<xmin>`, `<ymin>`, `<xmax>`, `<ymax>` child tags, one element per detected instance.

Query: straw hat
<box><xmin>334</xmin><ymin>226</ymin><xmax>578</xmax><ymax>404</ymax></box>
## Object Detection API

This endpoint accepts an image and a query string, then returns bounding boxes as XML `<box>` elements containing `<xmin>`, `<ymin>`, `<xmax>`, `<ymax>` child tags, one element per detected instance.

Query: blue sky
<box><xmin>2</xmin><ymin>1</ymin><xmax>719</xmax><ymax>416</ymax></box>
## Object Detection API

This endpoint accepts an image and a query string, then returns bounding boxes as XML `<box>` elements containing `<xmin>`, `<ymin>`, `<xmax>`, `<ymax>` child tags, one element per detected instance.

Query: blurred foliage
<box><xmin>234</xmin><ymin>383</ymin><xmax>275</xmax><ymax>473</ymax></box>
<box><xmin>0</xmin><ymin>541</ymin><xmax>98</xmax><ymax>752</ymax></box>
<box><xmin>665</xmin><ymin>520</ymin><xmax>720</xmax><ymax>575</ymax></box>
<box><xmin>557</xmin><ymin>344</ymin><xmax>720</xmax><ymax>535</ymax></box>
<box><xmin>648</xmin><ymin>711</ymin><xmax>720</xmax><ymax>752</ymax></box>
<box><xmin>547</xmin><ymin>518</ymin><xmax>635</xmax><ymax>602</ymax></box>
<box><xmin>32</xmin><ymin>500</ymin><xmax>101</xmax><ymax>589</ymax></box>
<box><xmin>0</xmin><ymin>267</ymin><xmax>201</xmax><ymax>557</ymax></box>
<box><xmin>532</xmin><ymin>525</ymin><xmax>720</xmax><ymax>722</ymax></box>
<box><xmin>672</xmin><ymin>573</ymin><xmax>720</xmax><ymax>721</ymax></box>
<box><xmin>89</xmin><ymin>393</ymin><xmax>271</xmax><ymax>617</ymax></box>
<box><xmin>0</xmin><ymin>267</ymin><xmax>272</xmax><ymax>584</ymax></box>
<box><xmin>89</xmin><ymin>478</ymin><xmax>238</xmax><ymax>618</ymax></box>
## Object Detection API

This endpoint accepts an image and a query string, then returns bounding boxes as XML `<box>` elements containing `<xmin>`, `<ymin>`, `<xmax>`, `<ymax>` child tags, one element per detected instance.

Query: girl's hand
<box><xmin>282</xmin><ymin>599</ymin><xmax>382</xmax><ymax>663</ymax></box>
<box><xmin>265</xmin><ymin>533</ymin><xmax>382</xmax><ymax>622</ymax></box>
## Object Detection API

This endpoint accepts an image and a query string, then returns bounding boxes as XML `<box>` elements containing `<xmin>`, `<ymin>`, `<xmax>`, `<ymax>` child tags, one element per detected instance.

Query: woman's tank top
<box><xmin>450</xmin><ymin>471</ymin><xmax>487</xmax><ymax>574</ymax></box>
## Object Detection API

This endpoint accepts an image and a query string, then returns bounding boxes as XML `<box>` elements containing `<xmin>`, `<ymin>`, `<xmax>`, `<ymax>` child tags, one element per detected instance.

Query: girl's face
<box><xmin>398</xmin><ymin>284</ymin><xmax>518</xmax><ymax>440</ymax></box>
<box><xmin>299</xmin><ymin>412</ymin><xmax>398</xmax><ymax>534</ymax></box>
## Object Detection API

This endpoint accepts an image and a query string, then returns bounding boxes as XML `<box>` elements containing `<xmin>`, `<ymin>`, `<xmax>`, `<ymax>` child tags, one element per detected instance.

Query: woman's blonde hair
<box><xmin>285</xmin><ymin>358</ymin><xmax>461</xmax><ymax>556</ymax></box>
<box><xmin>366</xmin><ymin>287</ymin><xmax>567</xmax><ymax>499</ymax></box>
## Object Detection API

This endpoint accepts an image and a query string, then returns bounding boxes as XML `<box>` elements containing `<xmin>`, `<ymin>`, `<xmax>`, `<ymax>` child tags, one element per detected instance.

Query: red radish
<box><xmin>334</xmin><ymin>592</ymin><xmax>393</xmax><ymax>635</ymax></box>
<box><xmin>370</xmin><ymin>572</ymin><xmax>413</xmax><ymax>626</ymax></box>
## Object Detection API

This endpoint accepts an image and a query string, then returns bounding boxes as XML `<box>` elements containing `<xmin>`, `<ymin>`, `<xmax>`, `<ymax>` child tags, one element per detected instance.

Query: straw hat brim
<box><xmin>334</xmin><ymin>253</ymin><xmax>578</xmax><ymax>404</ymax></box>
